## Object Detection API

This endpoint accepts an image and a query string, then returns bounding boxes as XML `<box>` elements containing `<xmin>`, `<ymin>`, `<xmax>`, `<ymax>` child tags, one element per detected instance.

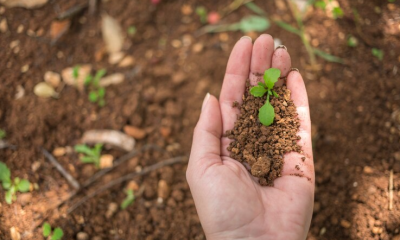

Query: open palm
<box><xmin>187</xmin><ymin>34</ymin><xmax>314</xmax><ymax>240</ymax></box>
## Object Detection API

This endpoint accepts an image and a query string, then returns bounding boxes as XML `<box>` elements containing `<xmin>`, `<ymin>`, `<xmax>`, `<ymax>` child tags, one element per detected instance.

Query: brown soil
<box><xmin>0</xmin><ymin>0</ymin><xmax>400</xmax><ymax>239</ymax></box>
<box><xmin>226</xmin><ymin>83</ymin><xmax>301</xmax><ymax>186</ymax></box>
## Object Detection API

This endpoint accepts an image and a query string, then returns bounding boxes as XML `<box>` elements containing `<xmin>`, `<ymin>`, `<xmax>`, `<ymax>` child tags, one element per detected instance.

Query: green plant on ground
<box><xmin>127</xmin><ymin>26</ymin><xmax>137</xmax><ymax>36</ymax></box>
<box><xmin>74</xmin><ymin>143</ymin><xmax>103</xmax><ymax>168</ymax></box>
<box><xmin>120</xmin><ymin>189</ymin><xmax>135</xmax><ymax>209</ymax></box>
<box><xmin>0</xmin><ymin>129</ymin><xmax>5</xmax><ymax>139</ymax></box>
<box><xmin>372</xmin><ymin>48</ymin><xmax>384</xmax><ymax>61</ymax></box>
<box><xmin>314</xmin><ymin>0</ymin><xmax>344</xmax><ymax>19</ymax></box>
<box><xmin>72</xmin><ymin>65</ymin><xmax>80</xmax><ymax>79</ymax></box>
<box><xmin>195</xmin><ymin>6</ymin><xmax>208</xmax><ymax>23</ymax></box>
<box><xmin>249</xmin><ymin>68</ymin><xmax>281</xmax><ymax>126</ymax></box>
<box><xmin>84</xmin><ymin>69</ymin><xmax>107</xmax><ymax>107</ymax></box>
<box><xmin>347</xmin><ymin>35</ymin><xmax>358</xmax><ymax>47</ymax></box>
<box><xmin>0</xmin><ymin>162</ymin><xmax>30</xmax><ymax>204</ymax></box>
<box><xmin>43</xmin><ymin>222</ymin><xmax>64</xmax><ymax>240</ymax></box>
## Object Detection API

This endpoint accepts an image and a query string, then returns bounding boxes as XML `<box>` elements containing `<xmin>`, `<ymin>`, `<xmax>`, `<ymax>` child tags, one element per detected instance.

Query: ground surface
<box><xmin>0</xmin><ymin>0</ymin><xmax>400</xmax><ymax>239</ymax></box>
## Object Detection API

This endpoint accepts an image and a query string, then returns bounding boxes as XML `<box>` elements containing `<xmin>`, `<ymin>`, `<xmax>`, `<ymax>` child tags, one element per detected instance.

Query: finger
<box><xmin>219</xmin><ymin>36</ymin><xmax>252</xmax><ymax>135</ymax></box>
<box><xmin>271</xmin><ymin>46</ymin><xmax>292</xmax><ymax>86</ymax></box>
<box><xmin>281</xmin><ymin>71</ymin><xmax>314</xmax><ymax>179</ymax></box>
<box><xmin>189</xmin><ymin>94</ymin><xmax>223</xmax><ymax>171</ymax></box>
<box><xmin>249</xmin><ymin>34</ymin><xmax>274</xmax><ymax>85</ymax></box>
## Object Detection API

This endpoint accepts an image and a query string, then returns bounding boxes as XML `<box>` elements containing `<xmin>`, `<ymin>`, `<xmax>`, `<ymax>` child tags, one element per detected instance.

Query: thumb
<box><xmin>188</xmin><ymin>93</ymin><xmax>222</xmax><ymax>173</ymax></box>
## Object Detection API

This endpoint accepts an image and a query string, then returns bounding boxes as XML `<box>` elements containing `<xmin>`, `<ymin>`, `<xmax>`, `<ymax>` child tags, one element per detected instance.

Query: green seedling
<box><xmin>43</xmin><ymin>222</ymin><xmax>64</xmax><ymax>240</ymax></box>
<box><xmin>314</xmin><ymin>0</ymin><xmax>343</xmax><ymax>19</ymax></box>
<box><xmin>0</xmin><ymin>162</ymin><xmax>30</xmax><ymax>204</ymax></box>
<box><xmin>127</xmin><ymin>26</ymin><xmax>137</xmax><ymax>36</ymax></box>
<box><xmin>74</xmin><ymin>143</ymin><xmax>103</xmax><ymax>168</ymax></box>
<box><xmin>249</xmin><ymin>68</ymin><xmax>281</xmax><ymax>126</ymax></box>
<box><xmin>72</xmin><ymin>65</ymin><xmax>80</xmax><ymax>79</ymax></box>
<box><xmin>332</xmin><ymin>6</ymin><xmax>344</xmax><ymax>19</ymax></box>
<box><xmin>84</xmin><ymin>69</ymin><xmax>107</xmax><ymax>107</ymax></box>
<box><xmin>0</xmin><ymin>129</ymin><xmax>5</xmax><ymax>139</ymax></box>
<box><xmin>372</xmin><ymin>48</ymin><xmax>384</xmax><ymax>61</ymax></box>
<box><xmin>195</xmin><ymin>6</ymin><xmax>208</xmax><ymax>23</ymax></box>
<box><xmin>347</xmin><ymin>35</ymin><xmax>358</xmax><ymax>47</ymax></box>
<box><xmin>202</xmin><ymin>15</ymin><xmax>270</xmax><ymax>34</ymax></box>
<box><xmin>120</xmin><ymin>189</ymin><xmax>135</xmax><ymax>209</ymax></box>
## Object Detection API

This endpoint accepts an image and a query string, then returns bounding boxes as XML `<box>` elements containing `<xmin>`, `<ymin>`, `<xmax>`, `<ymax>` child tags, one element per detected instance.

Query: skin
<box><xmin>186</xmin><ymin>34</ymin><xmax>314</xmax><ymax>240</ymax></box>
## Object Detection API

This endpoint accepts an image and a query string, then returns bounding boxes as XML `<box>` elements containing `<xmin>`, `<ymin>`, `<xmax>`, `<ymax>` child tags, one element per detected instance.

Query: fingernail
<box><xmin>202</xmin><ymin>93</ymin><xmax>210</xmax><ymax>111</ymax></box>
<box><xmin>240</xmin><ymin>36</ymin><xmax>252</xmax><ymax>41</ymax></box>
<box><xmin>275</xmin><ymin>45</ymin><xmax>287</xmax><ymax>51</ymax></box>
<box><xmin>290</xmin><ymin>68</ymin><xmax>299</xmax><ymax>73</ymax></box>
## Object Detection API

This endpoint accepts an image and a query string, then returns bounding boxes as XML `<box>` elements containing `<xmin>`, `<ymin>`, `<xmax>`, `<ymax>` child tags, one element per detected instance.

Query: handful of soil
<box><xmin>225</xmin><ymin>81</ymin><xmax>302</xmax><ymax>186</ymax></box>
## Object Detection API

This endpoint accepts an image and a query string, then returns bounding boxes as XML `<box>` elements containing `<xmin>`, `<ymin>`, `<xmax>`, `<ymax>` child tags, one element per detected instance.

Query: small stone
<box><xmin>15</xmin><ymin>85</ymin><xmax>25</xmax><ymax>100</ymax></box>
<box><xmin>108</xmin><ymin>51</ymin><xmax>125</xmax><ymax>65</ymax></box>
<box><xmin>61</xmin><ymin>64</ymin><xmax>92</xmax><ymax>91</ymax></box>
<box><xmin>44</xmin><ymin>71</ymin><xmax>61</xmax><ymax>88</ymax></box>
<box><xmin>340</xmin><ymin>219</ymin><xmax>351</xmax><ymax>228</ymax></box>
<box><xmin>171</xmin><ymin>39</ymin><xmax>182</xmax><ymax>48</ymax></box>
<box><xmin>21</xmin><ymin>64</ymin><xmax>29</xmax><ymax>73</ymax></box>
<box><xmin>172</xmin><ymin>72</ymin><xmax>186</xmax><ymax>85</ymax></box>
<box><xmin>192</xmin><ymin>43</ymin><xmax>204</xmax><ymax>53</ymax></box>
<box><xmin>77</xmin><ymin>232</ymin><xmax>89</xmax><ymax>240</ymax></box>
<box><xmin>10</xmin><ymin>227</ymin><xmax>20</xmax><ymax>240</ymax></box>
<box><xmin>106</xmin><ymin>202</ymin><xmax>118</xmax><ymax>219</ymax></box>
<box><xmin>372</xmin><ymin>227</ymin><xmax>383</xmax><ymax>234</ymax></box>
<box><xmin>124</xmin><ymin>125</ymin><xmax>147</xmax><ymax>140</ymax></box>
<box><xmin>99</xmin><ymin>73</ymin><xmax>125</xmax><ymax>87</ymax></box>
<box><xmin>313</xmin><ymin>201</ymin><xmax>321</xmax><ymax>213</ymax></box>
<box><xmin>0</xmin><ymin>18</ymin><xmax>8</xmax><ymax>33</ymax></box>
<box><xmin>126</xmin><ymin>180</ymin><xmax>139</xmax><ymax>191</ymax></box>
<box><xmin>92</xmin><ymin>237</ymin><xmax>102</xmax><ymax>240</ymax></box>
<box><xmin>17</xmin><ymin>193</ymin><xmax>32</xmax><ymax>206</ymax></box>
<box><xmin>0</xmin><ymin>7</ymin><xmax>5</xmax><ymax>14</ymax></box>
<box><xmin>181</xmin><ymin>4</ymin><xmax>192</xmax><ymax>15</ymax></box>
<box><xmin>363</xmin><ymin>166</ymin><xmax>373</xmax><ymax>174</ymax></box>
<box><xmin>17</xmin><ymin>25</ymin><xmax>24</xmax><ymax>33</ymax></box>
<box><xmin>160</xmin><ymin>127</ymin><xmax>171</xmax><ymax>138</ymax></box>
<box><xmin>31</xmin><ymin>161</ymin><xmax>41</xmax><ymax>172</ymax></box>
<box><xmin>53</xmin><ymin>147</ymin><xmax>66</xmax><ymax>157</ymax></box>
<box><xmin>219</xmin><ymin>33</ymin><xmax>229</xmax><ymax>42</ymax></box>
<box><xmin>118</xmin><ymin>56</ymin><xmax>135</xmax><ymax>68</ymax></box>
<box><xmin>157</xmin><ymin>180</ymin><xmax>170</xmax><ymax>199</ymax></box>
<box><xmin>99</xmin><ymin>154</ymin><xmax>114</xmax><ymax>169</ymax></box>
<box><xmin>171</xmin><ymin>189</ymin><xmax>184</xmax><ymax>202</ymax></box>
<box><xmin>10</xmin><ymin>40</ymin><xmax>19</xmax><ymax>49</ymax></box>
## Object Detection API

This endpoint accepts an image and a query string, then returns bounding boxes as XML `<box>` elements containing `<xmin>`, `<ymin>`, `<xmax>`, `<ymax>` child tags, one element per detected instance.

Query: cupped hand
<box><xmin>186</xmin><ymin>34</ymin><xmax>314</xmax><ymax>240</ymax></box>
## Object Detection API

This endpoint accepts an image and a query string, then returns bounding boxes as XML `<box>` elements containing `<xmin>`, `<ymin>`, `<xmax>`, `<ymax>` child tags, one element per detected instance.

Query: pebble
<box><xmin>10</xmin><ymin>227</ymin><xmax>20</xmax><ymax>240</ymax></box>
<box><xmin>10</xmin><ymin>40</ymin><xmax>19</xmax><ymax>49</ymax></box>
<box><xmin>77</xmin><ymin>232</ymin><xmax>89</xmax><ymax>240</ymax></box>
<box><xmin>15</xmin><ymin>85</ymin><xmax>25</xmax><ymax>99</ymax></box>
<box><xmin>0</xmin><ymin>18</ymin><xmax>7</xmax><ymax>33</ymax></box>
<box><xmin>123</xmin><ymin>125</ymin><xmax>147</xmax><ymax>139</ymax></box>
<box><xmin>31</xmin><ymin>161</ymin><xmax>41</xmax><ymax>172</ymax></box>
<box><xmin>181</xmin><ymin>4</ymin><xmax>192</xmax><ymax>15</ymax></box>
<box><xmin>108</xmin><ymin>51</ymin><xmax>125</xmax><ymax>65</ymax></box>
<box><xmin>126</xmin><ymin>180</ymin><xmax>139</xmax><ymax>191</ymax></box>
<box><xmin>340</xmin><ymin>220</ymin><xmax>351</xmax><ymax>228</ymax></box>
<box><xmin>99</xmin><ymin>73</ymin><xmax>125</xmax><ymax>87</ymax></box>
<box><xmin>61</xmin><ymin>64</ymin><xmax>92</xmax><ymax>91</ymax></box>
<box><xmin>99</xmin><ymin>154</ymin><xmax>114</xmax><ymax>169</ymax></box>
<box><xmin>192</xmin><ymin>43</ymin><xmax>204</xmax><ymax>53</ymax></box>
<box><xmin>363</xmin><ymin>166</ymin><xmax>373</xmax><ymax>174</ymax></box>
<box><xmin>44</xmin><ymin>71</ymin><xmax>61</xmax><ymax>88</ymax></box>
<box><xmin>157</xmin><ymin>180</ymin><xmax>170</xmax><ymax>199</ymax></box>
<box><xmin>394</xmin><ymin>151</ymin><xmax>400</xmax><ymax>161</ymax></box>
<box><xmin>21</xmin><ymin>64</ymin><xmax>29</xmax><ymax>73</ymax></box>
<box><xmin>17</xmin><ymin>24</ymin><xmax>23</xmax><ymax>33</ymax></box>
<box><xmin>172</xmin><ymin>71</ymin><xmax>186</xmax><ymax>85</ymax></box>
<box><xmin>105</xmin><ymin>202</ymin><xmax>118</xmax><ymax>219</ymax></box>
<box><xmin>372</xmin><ymin>227</ymin><xmax>383</xmax><ymax>234</ymax></box>
<box><xmin>53</xmin><ymin>147</ymin><xmax>66</xmax><ymax>156</ymax></box>
<box><xmin>313</xmin><ymin>201</ymin><xmax>321</xmax><ymax>213</ymax></box>
<box><xmin>118</xmin><ymin>56</ymin><xmax>135</xmax><ymax>68</ymax></box>
<box><xmin>160</xmin><ymin>127</ymin><xmax>171</xmax><ymax>138</ymax></box>
<box><xmin>171</xmin><ymin>39</ymin><xmax>182</xmax><ymax>48</ymax></box>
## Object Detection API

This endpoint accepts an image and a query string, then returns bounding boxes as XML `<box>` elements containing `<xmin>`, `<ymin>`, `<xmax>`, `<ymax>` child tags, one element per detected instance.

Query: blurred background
<box><xmin>0</xmin><ymin>0</ymin><xmax>399</xmax><ymax>239</ymax></box>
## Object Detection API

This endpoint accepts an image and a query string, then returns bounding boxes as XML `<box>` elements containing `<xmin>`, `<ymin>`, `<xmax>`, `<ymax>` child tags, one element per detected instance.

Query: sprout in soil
<box><xmin>249</xmin><ymin>68</ymin><xmax>281</xmax><ymax>126</ymax></box>
<box><xmin>74</xmin><ymin>143</ymin><xmax>103</xmax><ymax>168</ymax></box>
<box><xmin>120</xmin><ymin>189</ymin><xmax>135</xmax><ymax>209</ymax></box>
<box><xmin>372</xmin><ymin>48</ymin><xmax>384</xmax><ymax>61</ymax></box>
<box><xmin>43</xmin><ymin>222</ymin><xmax>64</xmax><ymax>240</ymax></box>
<box><xmin>0</xmin><ymin>162</ymin><xmax>31</xmax><ymax>204</ymax></box>
<box><xmin>347</xmin><ymin>35</ymin><xmax>358</xmax><ymax>47</ymax></box>
<box><xmin>0</xmin><ymin>129</ymin><xmax>5</xmax><ymax>139</ymax></box>
<box><xmin>84</xmin><ymin>69</ymin><xmax>107</xmax><ymax>107</ymax></box>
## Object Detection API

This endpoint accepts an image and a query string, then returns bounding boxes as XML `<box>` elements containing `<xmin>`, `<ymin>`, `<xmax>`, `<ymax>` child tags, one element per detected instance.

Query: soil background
<box><xmin>0</xmin><ymin>0</ymin><xmax>400</xmax><ymax>239</ymax></box>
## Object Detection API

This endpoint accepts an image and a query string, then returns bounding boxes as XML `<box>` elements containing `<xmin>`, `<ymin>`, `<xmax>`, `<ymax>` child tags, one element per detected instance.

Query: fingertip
<box><xmin>249</xmin><ymin>34</ymin><xmax>275</xmax><ymax>85</ymax></box>
<box><xmin>272</xmin><ymin>48</ymin><xmax>292</xmax><ymax>78</ymax></box>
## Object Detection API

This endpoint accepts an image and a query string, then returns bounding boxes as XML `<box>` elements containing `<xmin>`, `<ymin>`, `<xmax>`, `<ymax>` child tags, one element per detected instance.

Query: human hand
<box><xmin>186</xmin><ymin>34</ymin><xmax>314</xmax><ymax>240</ymax></box>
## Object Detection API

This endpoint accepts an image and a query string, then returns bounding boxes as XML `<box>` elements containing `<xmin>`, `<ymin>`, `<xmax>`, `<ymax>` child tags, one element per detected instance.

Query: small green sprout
<box><xmin>332</xmin><ymin>6</ymin><xmax>344</xmax><ymax>19</ymax></box>
<box><xmin>120</xmin><ymin>189</ymin><xmax>135</xmax><ymax>209</ymax></box>
<box><xmin>72</xmin><ymin>65</ymin><xmax>80</xmax><ymax>79</ymax></box>
<box><xmin>347</xmin><ymin>35</ymin><xmax>358</xmax><ymax>47</ymax></box>
<box><xmin>74</xmin><ymin>143</ymin><xmax>103</xmax><ymax>168</ymax></box>
<box><xmin>249</xmin><ymin>68</ymin><xmax>281</xmax><ymax>126</ymax></box>
<box><xmin>372</xmin><ymin>48</ymin><xmax>384</xmax><ymax>61</ymax></box>
<box><xmin>43</xmin><ymin>222</ymin><xmax>64</xmax><ymax>240</ymax></box>
<box><xmin>314</xmin><ymin>0</ymin><xmax>326</xmax><ymax>10</ymax></box>
<box><xmin>0</xmin><ymin>129</ymin><xmax>5</xmax><ymax>139</ymax></box>
<box><xmin>195</xmin><ymin>6</ymin><xmax>207</xmax><ymax>23</ymax></box>
<box><xmin>127</xmin><ymin>26</ymin><xmax>137</xmax><ymax>36</ymax></box>
<box><xmin>0</xmin><ymin>162</ymin><xmax>30</xmax><ymax>204</ymax></box>
<box><xmin>84</xmin><ymin>69</ymin><xmax>107</xmax><ymax>107</ymax></box>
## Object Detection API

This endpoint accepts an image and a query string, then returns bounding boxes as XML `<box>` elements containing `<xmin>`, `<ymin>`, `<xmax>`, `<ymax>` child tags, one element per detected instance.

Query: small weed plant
<box><xmin>372</xmin><ymin>48</ymin><xmax>384</xmax><ymax>61</ymax></box>
<box><xmin>0</xmin><ymin>162</ymin><xmax>30</xmax><ymax>204</ymax></box>
<box><xmin>84</xmin><ymin>69</ymin><xmax>107</xmax><ymax>107</ymax></box>
<box><xmin>249</xmin><ymin>68</ymin><xmax>281</xmax><ymax>126</ymax></box>
<box><xmin>74</xmin><ymin>143</ymin><xmax>103</xmax><ymax>168</ymax></box>
<box><xmin>120</xmin><ymin>189</ymin><xmax>135</xmax><ymax>209</ymax></box>
<box><xmin>43</xmin><ymin>222</ymin><xmax>64</xmax><ymax>240</ymax></box>
<box><xmin>0</xmin><ymin>129</ymin><xmax>5</xmax><ymax>139</ymax></box>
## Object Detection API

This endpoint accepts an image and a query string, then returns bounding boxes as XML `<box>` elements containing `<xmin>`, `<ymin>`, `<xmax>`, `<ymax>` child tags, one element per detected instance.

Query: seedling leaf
<box><xmin>2</xmin><ymin>180</ymin><xmax>11</xmax><ymax>189</ymax></box>
<box><xmin>264</xmin><ymin>68</ymin><xmax>281</xmax><ymax>89</ymax></box>
<box><xmin>313</xmin><ymin>48</ymin><xmax>344</xmax><ymax>63</ymax></box>
<box><xmin>275</xmin><ymin>21</ymin><xmax>300</xmax><ymax>35</ymax></box>
<box><xmin>121</xmin><ymin>189</ymin><xmax>135</xmax><ymax>209</ymax></box>
<box><xmin>5</xmin><ymin>190</ymin><xmax>12</xmax><ymax>204</ymax></box>
<box><xmin>272</xmin><ymin>90</ymin><xmax>279</xmax><ymax>98</ymax></box>
<box><xmin>245</xmin><ymin>2</ymin><xmax>266</xmax><ymax>15</ymax></box>
<box><xmin>250</xmin><ymin>86</ymin><xmax>267</xmax><ymax>97</ymax></box>
<box><xmin>372</xmin><ymin>48</ymin><xmax>383</xmax><ymax>61</ymax></box>
<box><xmin>17</xmin><ymin>179</ymin><xmax>30</xmax><ymax>192</ymax></box>
<box><xmin>239</xmin><ymin>15</ymin><xmax>270</xmax><ymax>32</ymax></box>
<box><xmin>74</xmin><ymin>145</ymin><xmax>96</xmax><ymax>156</ymax></box>
<box><xmin>332</xmin><ymin>7</ymin><xmax>344</xmax><ymax>19</ymax></box>
<box><xmin>314</xmin><ymin>0</ymin><xmax>326</xmax><ymax>10</ymax></box>
<box><xmin>0</xmin><ymin>162</ymin><xmax>10</xmax><ymax>182</ymax></box>
<box><xmin>52</xmin><ymin>227</ymin><xmax>64</xmax><ymax>240</ymax></box>
<box><xmin>93</xmin><ymin>69</ymin><xmax>107</xmax><ymax>86</ymax></box>
<box><xmin>84</xmin><ymin>75</ymin><xmax>93</xmax><ymax>86</ymax></box>
<box><xmin>43</xmin><ymin>222</ymin><xmax>51</xmax><ymax>237</ymax></box>
<box><xmin>257</xmin><ymin>82</ymin><xmax>266</xmax><ymax>88</ymax></box>
<box><xmin>80</xmin><ymin>156</ymin><xmax>95</xmax><ymax>163</ymax></box>
<box><xmin>127</xmin><ymin>26</ymin><xmax>137</xmax><ymax>36</ymax></box>
<box><xmin>89</xmin><ymin>91</ymin><xmax>98</xmax><ymax>102</ymax></box>
<box><xmin>259</xmin><ymin>101</ymin><xmax>275</xmax><ymax>126</ymax></box>
<box><xmin>98</xmin><ymin>88</ymin><xmax>106</xmax><ymax>98</ymax></box>
<box><xmin>72</xmin><ymin>65</ymin><xmax>80</xmax><ymax>79</ymax></box>
<box><xmin>195</xmin><ymin>6</ymin><xmax>207</xmax><ymax>23</ymax></box>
